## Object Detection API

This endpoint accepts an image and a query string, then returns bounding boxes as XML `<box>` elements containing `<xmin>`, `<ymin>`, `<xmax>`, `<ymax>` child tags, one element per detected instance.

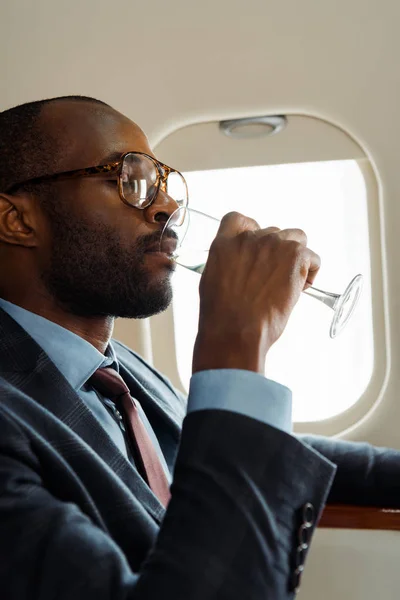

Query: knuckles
<box><xmin>256</xmin><ymin>233</ymin><xmax>304</xmax><ymax>257</ymax></box>
<box><xmin>284</xmin><ymin>239</ymin><xmax>306</xmax><ymax>257</ymax></box>
<box><xmin>286</xmin><ymin>228</ymin><xmax>308</xmax><ymax>245</ymax></box>
<box><xmin>211</xmin><ymin>221</ymin><xmax>314</xmax><ymax>272</ymax></box>
<box><xmin>220</xmin><ymin>211</ymin><xmax>260</xmax><ymax>231</ymax></box>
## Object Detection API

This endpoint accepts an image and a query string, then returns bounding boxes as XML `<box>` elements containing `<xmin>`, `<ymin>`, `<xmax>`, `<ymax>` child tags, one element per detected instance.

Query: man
<box><xmin>0</xmin><ymin>96</ymin><xmax>399</xmax><ymax>600</ymax></box>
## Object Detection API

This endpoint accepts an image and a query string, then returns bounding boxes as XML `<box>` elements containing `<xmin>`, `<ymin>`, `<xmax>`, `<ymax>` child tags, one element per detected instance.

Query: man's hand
<box><xmin>192</xmin><ymin>212</ymin><xmax>320</xmax><ymax>375</ymax></box>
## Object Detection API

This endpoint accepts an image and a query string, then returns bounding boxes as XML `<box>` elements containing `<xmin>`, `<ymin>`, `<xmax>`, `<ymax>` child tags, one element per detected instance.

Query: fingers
<box><xmin>216</xmin><ymin>214</ymin><xmax>317</xmax><ymax>286</ymax></box>
<box><xmin>218</xmin><ymin>213</ymin><xmax>307</xmax><ymax>246</ymax></box>
<box><xmin>303</xmin><ymin>248</ymin><xmax>321</xmax><ymax>289</ymax></box>
<box><xmin>198</xmin><ymin>213</ymin><xmax>322</xmax><ymax>365</ymax></box>
<box><xmin>217</xmin><ymin>212</ymin><xmax>261</xmax><ymax>237</ymax></box>
<box><xmin>253</xmin><ymin>225</ymin><xmax>318</xmax><ymax>288</ymax></box>
<box><xmin>276</xmin><ymin>228</ymin><xmax>308</xmax><ymax>246</ymax></box>
<box><xmin>253</xmin><ymin>226</ymin><xmax>306</xmax><ymax>244</ymax></box>
<box><xmin>254</xmin><ymin>226</ymin><xmax>281</xmax><ymax>236</ymax></box>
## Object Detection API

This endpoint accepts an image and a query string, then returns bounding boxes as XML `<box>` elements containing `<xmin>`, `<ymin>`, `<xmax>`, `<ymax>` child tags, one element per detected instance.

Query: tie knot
<box><xmin>89</xmin><ymin>367</ymin><xmax>130</xmax><ymax>401</ymax></box>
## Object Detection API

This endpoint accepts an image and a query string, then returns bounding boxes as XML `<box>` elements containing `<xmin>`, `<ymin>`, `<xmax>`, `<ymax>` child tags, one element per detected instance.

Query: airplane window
<box><xmin>171</xmin><ymin>159</ymin><xmax>373</xmax><ymax>422</ymax></box>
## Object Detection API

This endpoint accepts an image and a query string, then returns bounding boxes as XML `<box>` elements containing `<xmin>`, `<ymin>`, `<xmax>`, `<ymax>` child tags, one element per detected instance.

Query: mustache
<box><xmin>137</xmin><ymin>227</ymin><xmax>178</xmax><ymax>251</ymax></box>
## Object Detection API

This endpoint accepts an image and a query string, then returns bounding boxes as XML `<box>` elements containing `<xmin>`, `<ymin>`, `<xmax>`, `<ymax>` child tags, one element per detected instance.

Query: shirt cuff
<box><xmin>187</xmin><ymin>369</ymin><xmax>292</xmax><ymax>434</ymax></box>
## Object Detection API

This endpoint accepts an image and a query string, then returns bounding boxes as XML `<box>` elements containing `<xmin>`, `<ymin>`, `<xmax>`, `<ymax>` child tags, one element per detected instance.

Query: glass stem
<box><xmin>303</xmin><ymin>286</ymin><xmax>340</xmax><ymax>311</ymax></box>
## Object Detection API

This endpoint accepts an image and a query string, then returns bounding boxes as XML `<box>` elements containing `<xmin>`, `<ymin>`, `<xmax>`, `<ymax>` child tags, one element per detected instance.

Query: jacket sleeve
<box><xmin>0</xmin><ymin>400</ymin><xmax>335</xmax><ymax>600</ymax></box>
<box><xmin>300</xmin><ymin>434</ymin><xmax>400</xmax><ymax>507</ymax></box>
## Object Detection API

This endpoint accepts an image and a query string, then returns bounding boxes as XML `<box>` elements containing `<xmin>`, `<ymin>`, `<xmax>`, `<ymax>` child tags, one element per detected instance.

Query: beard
<box><xmin>40</xmin><ymin>203</ymin><xmax>174</xmax><ymax>319</ymax></box>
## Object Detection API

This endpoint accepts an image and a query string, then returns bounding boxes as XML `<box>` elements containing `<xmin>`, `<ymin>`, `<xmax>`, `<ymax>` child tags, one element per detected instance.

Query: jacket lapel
<box><xmin>0</xmin><ymin>308</ymin><xmax>167</xmax><ymax>524</ymax></box>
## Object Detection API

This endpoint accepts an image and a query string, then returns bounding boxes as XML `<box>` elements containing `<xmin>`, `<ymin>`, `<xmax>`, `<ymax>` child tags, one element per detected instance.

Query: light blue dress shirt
<box><xmin>0</xmin><ymin>299</ymin><xmax>292</xmax><ymax>474</ymax></box>
<box><xmin>0</xmin><ymin>298</ymin><xmax>171</xmax><ymax>479</ymax></box>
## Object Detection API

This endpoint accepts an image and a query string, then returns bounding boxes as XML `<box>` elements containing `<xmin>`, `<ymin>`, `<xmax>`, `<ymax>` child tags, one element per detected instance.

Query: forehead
<box><xmin>41</xmin><ymin>100</ymin><xmax>154</xmax><ymax>169</ymax></box>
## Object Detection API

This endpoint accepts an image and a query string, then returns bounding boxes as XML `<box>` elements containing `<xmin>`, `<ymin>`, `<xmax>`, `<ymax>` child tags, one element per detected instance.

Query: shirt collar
<box><xmin>0</xmin><ymin>298</ymin><xmax>117</xmax><ymax>391</ymax></box>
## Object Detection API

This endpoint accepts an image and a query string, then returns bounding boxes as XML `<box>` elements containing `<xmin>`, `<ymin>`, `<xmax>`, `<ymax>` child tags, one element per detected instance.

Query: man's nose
<box><xmin>144</xmin><ymin>188</ymin><xmax>179</xmax><ymax>224</ymax></box>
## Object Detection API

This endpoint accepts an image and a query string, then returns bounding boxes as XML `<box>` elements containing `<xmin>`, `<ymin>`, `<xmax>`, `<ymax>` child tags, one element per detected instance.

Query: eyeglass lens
<box><xmin>121</xmin><ymin>153</ymin><xmax>187</xmax><ymax>208</ymax></box>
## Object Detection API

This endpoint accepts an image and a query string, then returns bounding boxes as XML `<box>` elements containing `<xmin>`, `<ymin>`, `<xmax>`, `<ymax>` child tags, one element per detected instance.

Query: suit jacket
<box><xmin>0</xmin><ymin>306</ymin><xmax>398</xmax><ymax>599</ymax></box>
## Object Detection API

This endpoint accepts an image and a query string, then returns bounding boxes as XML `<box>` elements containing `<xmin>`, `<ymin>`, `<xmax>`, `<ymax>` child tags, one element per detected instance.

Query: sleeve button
<box><xmin>303</xmin><ymin>502</ymin><xmax>314</xmax><ymax>525</ymax></box>
<box><xmin>298</xmin><ymin>522</ymin><xmax>312</xmax><ymax>546</ymax></box>
<box><xmin>292</xmin><ymin>565</ymin><xmax>304</xmax><ymax>593</ymax></box>
<box><xmin>295</xmin><ymin>544</ymin><xmax>307</xmax><ymax>568</ymax></box>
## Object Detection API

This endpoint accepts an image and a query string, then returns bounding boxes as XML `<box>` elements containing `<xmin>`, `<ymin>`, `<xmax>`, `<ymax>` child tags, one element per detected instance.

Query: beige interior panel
<box><xmin>155</xmin><ymin>115</ymin><xmax>365</xmax><ymax>172</ymax></box>
<box><xmin>113</xmin><ymin>318</ymin><xmax>153</xmax><ymax>364</ymax></box>
<box><xmin>298</xmin><ymin>529</ymin><xmax>400</xmax><ymax>600</ymax></box>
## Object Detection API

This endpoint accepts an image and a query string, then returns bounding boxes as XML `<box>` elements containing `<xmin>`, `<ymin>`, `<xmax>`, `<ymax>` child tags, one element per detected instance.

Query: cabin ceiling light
<box><xmin>219</xmin><ymin>115</ymin><xmax>287</xmax><ymax>139</ymax></box>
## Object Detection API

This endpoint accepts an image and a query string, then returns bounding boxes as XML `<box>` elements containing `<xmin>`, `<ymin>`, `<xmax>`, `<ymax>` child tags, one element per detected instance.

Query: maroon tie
<box><xmin>89</xmin><ymin>367</ymin><xmax>171</xmax><ymax>508</ymax></box>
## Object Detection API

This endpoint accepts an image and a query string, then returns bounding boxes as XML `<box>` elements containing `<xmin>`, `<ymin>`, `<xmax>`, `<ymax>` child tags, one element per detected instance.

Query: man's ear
<box><xmin>0</xmin><ymin>192</ymin><xmax>38</xmax><ymax>248</ymax></box>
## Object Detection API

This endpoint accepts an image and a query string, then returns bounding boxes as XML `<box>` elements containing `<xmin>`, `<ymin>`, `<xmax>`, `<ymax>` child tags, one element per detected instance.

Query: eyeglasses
<box><xmin>5</xmin><ymin>151</ymin><xmax>189</xmax><ymax>210</ymax></box>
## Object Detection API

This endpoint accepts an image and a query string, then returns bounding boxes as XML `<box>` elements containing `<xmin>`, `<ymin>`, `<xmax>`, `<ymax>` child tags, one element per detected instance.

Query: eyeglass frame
<box><xmin>4</xmin><ymin>151</ymin><xmax>189</xmax><ymax>210</ymax></box>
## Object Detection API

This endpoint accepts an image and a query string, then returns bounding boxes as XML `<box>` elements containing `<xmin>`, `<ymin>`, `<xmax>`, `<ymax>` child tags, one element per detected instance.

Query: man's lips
<box><xmin>145</xmin><ymin>238</ymin><xmax>178</xmax><ymax>256</ymax></box>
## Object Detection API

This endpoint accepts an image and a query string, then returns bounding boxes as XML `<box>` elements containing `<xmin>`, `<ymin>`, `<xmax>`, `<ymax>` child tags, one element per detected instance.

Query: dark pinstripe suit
<box><xmin>0</xmin><ymin>306</ymin><xmax>399</xmax><ymax>599</ymax></box>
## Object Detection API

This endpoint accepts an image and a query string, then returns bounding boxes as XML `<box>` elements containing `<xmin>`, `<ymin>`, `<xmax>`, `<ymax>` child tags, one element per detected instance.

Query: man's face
<box><xmin>36</xmin><ymin>101</ymin><xmax>179</xmax><ymax>318</ymax></box>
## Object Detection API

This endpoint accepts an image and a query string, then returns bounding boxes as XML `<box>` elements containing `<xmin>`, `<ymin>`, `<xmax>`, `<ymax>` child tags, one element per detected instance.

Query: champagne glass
<box><xmin>160</xmin><ymin>207</ymin><xmax>363</xmax><ymax>338</ymax></box>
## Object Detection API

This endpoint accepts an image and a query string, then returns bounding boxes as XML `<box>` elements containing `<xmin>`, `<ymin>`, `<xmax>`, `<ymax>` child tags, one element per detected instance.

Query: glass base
<box><xmin>330</xmin><ymin>274</ymin><xmax>363</xmax><ymax>338</ymax></box>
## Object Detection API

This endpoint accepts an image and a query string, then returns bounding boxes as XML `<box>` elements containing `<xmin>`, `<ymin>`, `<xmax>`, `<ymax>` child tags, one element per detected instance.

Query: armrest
<box><xmin>319</xmin><ymin>504</ymin><xmax>400</xmax><ymax>530</ymax></box>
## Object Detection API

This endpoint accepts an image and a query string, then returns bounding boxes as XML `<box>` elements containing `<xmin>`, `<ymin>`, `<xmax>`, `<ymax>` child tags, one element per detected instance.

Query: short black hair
<box><xmin>0</xmin><ymin>95</ymin><xmax>110</xmax><ymax>193</ymax></box>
